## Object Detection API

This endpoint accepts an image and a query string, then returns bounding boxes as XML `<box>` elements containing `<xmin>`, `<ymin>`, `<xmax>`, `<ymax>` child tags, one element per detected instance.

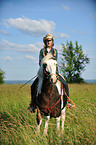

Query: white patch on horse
<box><xmin>56</xmin><ymin>81</ymin><xmax>64</xmax><ymax>109</ymax></box>
<box><xmin>61</xmin><ymin>87</ymin><xmax>64</xmax><ymax>109</ymax></box>
<box><xmin>56</xmin><ymin>81</ymin><xmax>61</xmax><ymax>94</ymax></box>
<box><xmin>37</xmin><ymin>58</ymin><xmax>44</xmax><ymax>94</ymax></box>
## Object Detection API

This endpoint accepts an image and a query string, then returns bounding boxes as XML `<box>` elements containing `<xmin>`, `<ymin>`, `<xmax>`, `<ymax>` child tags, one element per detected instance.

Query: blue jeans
<box><xmin>58</xmin><ymin>74</ymin><xmax>69</xmax><ymax>97</ymax></box>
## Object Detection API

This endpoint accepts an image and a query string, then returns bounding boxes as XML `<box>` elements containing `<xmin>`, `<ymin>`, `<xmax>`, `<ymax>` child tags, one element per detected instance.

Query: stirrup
<box><xmin>68</xmin><ymin>103</ymin><xmax>75</xmax><ymax>109</ymax></box>
<box><xmin>67</xmin><ymin>99</ymin><xmax>76</xmax><ymax>110</ymax></box>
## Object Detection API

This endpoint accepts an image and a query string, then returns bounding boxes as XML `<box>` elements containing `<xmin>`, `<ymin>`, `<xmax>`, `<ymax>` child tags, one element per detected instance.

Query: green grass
<box><xmin>0</xmin><ymin>84</ymin><xmax>96</xmax><ymax>145</ymax></box>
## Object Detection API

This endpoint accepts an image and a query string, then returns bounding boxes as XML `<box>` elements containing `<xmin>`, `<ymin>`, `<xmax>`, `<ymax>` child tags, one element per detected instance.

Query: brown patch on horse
<box><xmin>36</xmin><ymin>78</ymin><xmax>62</xmax><ymax>118</ymax></box>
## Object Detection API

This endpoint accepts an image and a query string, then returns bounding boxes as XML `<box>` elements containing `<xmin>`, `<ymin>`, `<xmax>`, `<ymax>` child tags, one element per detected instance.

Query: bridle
<box><xmin>43</xmin><ymin>68</ymin><xmax>59</xmax><ymax>84</ymax></box>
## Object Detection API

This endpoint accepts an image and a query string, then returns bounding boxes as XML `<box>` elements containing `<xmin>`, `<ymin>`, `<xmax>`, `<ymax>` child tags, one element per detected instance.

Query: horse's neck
<box><xmin>43</xmin><ymin>77</ymin><xmax>50</xmax><ymax>85</ymax></box>
<box><xmin>37</xmin><ymin>77</ymin><xmax>51</xmax><ymax>95</ymax></box>
<box><xmin>43</xmin><ymin>78</ymin><xmax>52</xmax><ymax>90</ymax></box>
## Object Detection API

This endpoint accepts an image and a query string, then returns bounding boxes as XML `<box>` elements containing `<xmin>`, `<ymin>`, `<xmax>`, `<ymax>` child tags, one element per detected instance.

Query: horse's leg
<box><xmin>36</xmin><ymin>108</ymin><xmax>42</xmax><ymax>133</ymax></box>
<box><xmin>44</xmin><ymin>116</ymin><xmax>50</xmax><ymax>135</ymax></box>
<box><xmin>56</xmin><ymin>116</ymin><xmax>60</xmax><ymax>132</ymax></box>
<box><xmin>61</xmin><ymin>107</ymin><xmax>66</xmax><ymax>132</ymax></box>
<box><xmin>36</xmin><ymin>118</ymin><xmax>42</xmax><ymax>133</ymax></box>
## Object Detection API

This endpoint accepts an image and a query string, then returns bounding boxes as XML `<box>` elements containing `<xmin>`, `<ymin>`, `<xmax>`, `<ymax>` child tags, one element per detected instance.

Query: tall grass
<box><xmin>0</xmin><ymin>84</ymin><xmax>96</xmax><ymax>145</ymax></box>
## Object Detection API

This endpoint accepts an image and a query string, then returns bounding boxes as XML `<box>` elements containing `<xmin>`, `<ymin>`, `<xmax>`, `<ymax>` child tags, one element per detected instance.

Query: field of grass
<box><xmin>0</xmin><ymin>83</ymin><xmax>96</xmax><ymax>145</ymax></box>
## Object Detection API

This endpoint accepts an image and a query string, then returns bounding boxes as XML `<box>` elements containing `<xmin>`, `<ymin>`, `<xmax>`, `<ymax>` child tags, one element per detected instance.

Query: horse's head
<box><xmin>42</xmin><ymin>53</ymin><xmax>58</xmax><ymax>84</ymax></box>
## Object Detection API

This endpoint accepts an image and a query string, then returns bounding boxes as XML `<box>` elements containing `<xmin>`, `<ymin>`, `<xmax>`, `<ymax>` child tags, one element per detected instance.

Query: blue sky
<box><xmin>0</xmin><ymin>0</ymin><xmax>96</xmax><ymax>80</ymax></box>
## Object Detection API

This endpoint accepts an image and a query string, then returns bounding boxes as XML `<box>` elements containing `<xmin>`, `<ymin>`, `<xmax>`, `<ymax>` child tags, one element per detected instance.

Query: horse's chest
<box><xmin>44</xmin><ymin>84</ymin><xmax>58</xmax><ymax>95</ymax></box>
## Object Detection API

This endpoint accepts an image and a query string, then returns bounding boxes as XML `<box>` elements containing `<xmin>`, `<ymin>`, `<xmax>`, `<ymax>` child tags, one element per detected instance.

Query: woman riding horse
<box><xmin>29</xmin><ymin>34</ymin><xmax>74</xmax><ymax>112</ymax></box>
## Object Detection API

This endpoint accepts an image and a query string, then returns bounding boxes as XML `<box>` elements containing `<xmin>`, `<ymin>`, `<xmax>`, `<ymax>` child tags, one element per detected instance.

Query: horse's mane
<box><xmin>41</xmin><ymin>53</ymin><xmax>53</xmax><ymax>64</ymax></box>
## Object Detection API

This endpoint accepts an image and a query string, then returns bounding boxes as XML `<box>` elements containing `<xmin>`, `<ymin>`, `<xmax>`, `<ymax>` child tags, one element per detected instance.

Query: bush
<box><xmin>0</xmin><ymin>68</ymin><xmax>5</xmax><ymax>84</ymax></box>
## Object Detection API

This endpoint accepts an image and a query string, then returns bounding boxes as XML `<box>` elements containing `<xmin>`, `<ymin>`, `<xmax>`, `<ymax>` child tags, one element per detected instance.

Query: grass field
<box><xmin>0</xmin><ymin>83</ymin><xmax>96</xmax><ymax>145</ymax></box>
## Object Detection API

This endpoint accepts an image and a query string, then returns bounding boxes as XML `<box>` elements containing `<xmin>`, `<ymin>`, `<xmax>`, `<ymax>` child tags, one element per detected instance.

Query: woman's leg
<box><xmin>31</xmin><ymin>77</ymin><xmax>39</xmax><ymax>102</ymax></box>
<box><xmin>58</xmin><ymin>74</ymin><xmax>69</xmax><ymax>97</ymax></box>
<box><xmin>58</xmin><ymin>74</ymin><xmax>75</xmax><ymax>109</ymax></box>
<box><xmin>29</xmin><ymin>77</ymin><xmax>39</xmax><ymax>112</ymax></box>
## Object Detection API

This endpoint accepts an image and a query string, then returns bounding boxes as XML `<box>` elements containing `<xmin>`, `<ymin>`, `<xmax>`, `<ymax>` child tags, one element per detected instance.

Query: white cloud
<box><xmin>0</xmin><ymin>29</ymin><xmax>7</xmax><ymax>35</ymax></box>
<box><xmin>58</xmin><ymin>33</ymin><xmax>69</xmax><ymax>38</ymax></box>
<box><xmin>0</xmin><ymin>39</ymin><xmax>42</xmax><ymax>52</ymax></box>
<box><xmin>62</xmin><ymin>4</ymin><xmax>70</xmax><ymax>10</ymax></box>
<box><xmin>15</xmin><ymin>57</ymin><xmax>24</xmax><ymax>60</ymax></box>
<box><xmin>25</xmin><ymin>55</ymin><xmax>36</xmax><ymax>60</ymax></box>
<box><xmin>54</xmin><ymin>32</ymin><xmax>69</xmax><ymax>38</ymax></box>
<box><xmin>71</xmin><ymin>30</ymin><xmax>84</xmax><ymax>34</ymax></box>
<box><xmin>4</xmin><ymin>56</ymin><xmax>13</xmax><ymax>61</ymax></box>
<box><xmin>25</xmin><ymin>55</ymin><xmax>38</xmax><ymax>64</ymax></box>
<box><xmin>6</xmin><ymin>17</ymin><xmax>56</xmax><ymax>36</ymax></box>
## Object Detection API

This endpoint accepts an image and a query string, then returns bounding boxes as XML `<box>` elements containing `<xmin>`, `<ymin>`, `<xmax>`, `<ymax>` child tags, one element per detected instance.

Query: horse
<box><xmin>31</xmin><ymin>53</ymin><xmax>67</xmax><ymax>134</ymax></box>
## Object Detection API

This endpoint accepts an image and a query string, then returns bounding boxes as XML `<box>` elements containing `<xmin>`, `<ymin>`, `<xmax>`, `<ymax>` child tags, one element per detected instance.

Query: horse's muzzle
<box><xmin>50</xmin><ymin>73</ymin><xmax>58</xmax><ymax>84</ymax></box>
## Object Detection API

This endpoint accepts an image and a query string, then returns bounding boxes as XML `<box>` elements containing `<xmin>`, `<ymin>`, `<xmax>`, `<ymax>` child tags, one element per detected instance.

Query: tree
<box><xmin>60</xmin><ymin>41</ymin><xmax>89</xmax><ymax>83</ymax></box>
<box><xmin>0</xmin><ymin>69</ymin><xmax>5</xmax><ymax>84</ymax></box>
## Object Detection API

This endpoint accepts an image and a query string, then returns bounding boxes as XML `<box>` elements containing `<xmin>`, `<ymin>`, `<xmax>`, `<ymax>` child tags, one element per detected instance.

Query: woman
<box><xmin>29</xmin><ymin>34</ymin><xmax>74</xmax><ymax>112</ymax></box>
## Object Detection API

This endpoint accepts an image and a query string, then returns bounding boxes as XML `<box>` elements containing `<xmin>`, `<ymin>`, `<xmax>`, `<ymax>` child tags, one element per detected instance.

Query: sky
<box><xmin>0</xmin><ymin>0</ymin><xmax>96</xmax><ymax>80</ymax></box>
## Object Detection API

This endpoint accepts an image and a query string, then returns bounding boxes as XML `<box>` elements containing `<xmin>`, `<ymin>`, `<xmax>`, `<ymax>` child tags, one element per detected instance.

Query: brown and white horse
<box><xmin>35</xmin><ymin>53</ymin><xmax>67</xmax><ymax>134</ymax></box>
